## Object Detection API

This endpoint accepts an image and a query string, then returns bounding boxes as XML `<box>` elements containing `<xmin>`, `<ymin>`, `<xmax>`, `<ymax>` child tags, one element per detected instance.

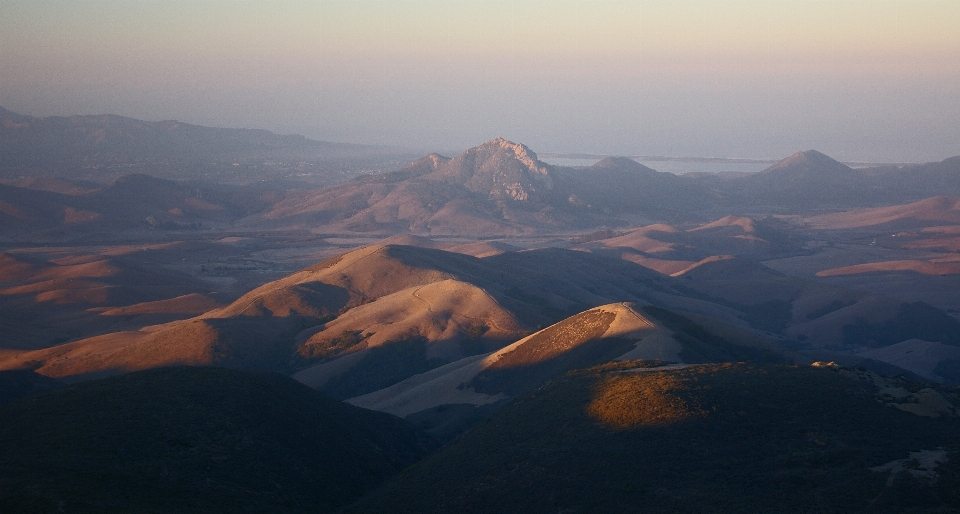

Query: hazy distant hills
<box><xmin>249</xmin><ymin>140</ymin><xmax>960</xmax><ymax>234</ymax></box>
<box><xmin>252</xmin><ymin>138</ymin><xmax>718</xmax><ymax>234</ymax></box>
<box><xmin>0</xmin><ymin>173</ymin><xmax>273</xmax><ymax>238</ymax></box>
<box><xmin>715</xmin><ymin>150</ymin><xmax>960</xmax><ymax>211</ymax></box>
<box><xmin>734</xmin><ymin>150</ymin><xmax>865</xmax><ymax>208</ymax></box>
<box><xmin>0</xmin><ymin>107</ymin><xmax>418</xmax><ymax>185</ymax></box>
<box><xmin>0</xmin><ymin>106</ymin><xmax>371</xmax><ymax>166</ymax></box>
<box><xmin>3</xmin><ymin>125</ymin><xmax>960</xmax><ymax>238</ymax></box>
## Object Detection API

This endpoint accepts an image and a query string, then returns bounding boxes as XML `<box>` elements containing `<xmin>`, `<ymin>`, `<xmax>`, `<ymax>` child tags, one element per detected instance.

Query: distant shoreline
<box><xmin>539</xmin><ymin>152</ymin><xmax>915</xmax><ymax>169</ymax></box>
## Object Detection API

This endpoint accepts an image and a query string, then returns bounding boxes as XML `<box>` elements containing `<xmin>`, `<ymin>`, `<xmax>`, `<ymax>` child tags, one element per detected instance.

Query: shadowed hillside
<box><xmin>0</xmin><ymin>366</ymin><xmax>436</xmax><ymax>513</ymax></box>
<box><xmin>0</xmin><ymin>370</ymin><xmax>63</xmax><ymax>406</ymax></box>
<box><xmin>3</xmin><ymin>241</ymin><xmax>934</xmax><ymax>391</ymax></box>
<box><xmin>345</xmin><ymin>362</ymin><xmax>960</xmax><ymax>513</ymax></box>
<box><xmin>346</xmin><ymin>303</ymin><xmax>679</xmax><ymax>439</ymax></box>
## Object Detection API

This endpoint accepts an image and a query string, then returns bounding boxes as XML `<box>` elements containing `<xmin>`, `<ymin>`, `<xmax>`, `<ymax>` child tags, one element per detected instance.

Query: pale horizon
<box><xmin>2</xmin><ymin>0</ymin><xmax>959</xmax><ymax>162</ymax></box>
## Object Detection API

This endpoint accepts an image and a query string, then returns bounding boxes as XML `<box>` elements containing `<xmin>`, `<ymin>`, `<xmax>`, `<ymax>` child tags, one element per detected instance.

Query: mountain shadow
<box><xmin>0</xmin><ymin>366</ymin><xmax>437</xmax><ymax>513</ymax></box>
<box><xmin>346</xmin><ymin>362</ymin><xmax>960</xmax><ymax>513</ymax></box>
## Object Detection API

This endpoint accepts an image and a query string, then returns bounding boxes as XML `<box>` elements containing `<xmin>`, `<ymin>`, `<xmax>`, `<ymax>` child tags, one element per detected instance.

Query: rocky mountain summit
<box><xmin>434</xmin><ymin>137</ymin><xmax>553</xmax><ymax>201</ymax></box>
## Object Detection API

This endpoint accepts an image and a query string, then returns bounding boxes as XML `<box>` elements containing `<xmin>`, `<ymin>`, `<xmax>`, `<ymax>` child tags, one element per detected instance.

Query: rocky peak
<box><xmin>432</xmin><ymin>138</ymin><xmax>554</xmax><ymax>202</ymax></box>
<box><xmin>483</xmin><ymin>137</ymin><xmax>549</xmax><ymax>176</ymax></box>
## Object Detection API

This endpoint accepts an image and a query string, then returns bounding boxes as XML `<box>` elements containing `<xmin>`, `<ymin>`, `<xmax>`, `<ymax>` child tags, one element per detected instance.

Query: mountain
<box><xmin>585</xmin><ymin>215</ymin><xmax>802</xmax><ymax>270</ymax></box>
<box><xmin>7</xmin><ymin>124</ymin><xmax>960</xmax><ymax>237</ymax></box>
<box><xmin>861</xmin><ymin>156</ymin><xmax>960</xmax><ymax>202</ymax></box>
<box><xmin>733</xmin><ymin>150</ymin><xmax>866</xmax><ymax>209</ymax></box>
<box><xmin>346</xmin><ymin>303</ymin><xmax>680</xmax><ymax>439</ymax></box>
<box><xmin>2</xmin><ymin>242</ymin><xmax>789</xmax><ymax>384</ymax></box>
<box><xmin>691</xmin><ymin>151</ymin><xmax>960</xmax><ymax>212</ymax></box>
<box><xmin>345</xmin><ymin>362</ymin><xmax>960</xmax><ymax>513</ymax></box>
<box><xmin>0</xmin><ymin>107</ymin><xmax>418</xmax><ymax>186</ymax></box>
<box><xmin>0</xmin><ymin>107</ymin><xmax>371</xmax><ymax>167</ymax></box>
<box><xmin>430</xmin><ymin>137</ymin><xmax>553</xmax><ymax>202</ymax></box>
<box><xmin>340</xmin><ymin>300</ymin><xmax>800</xmax><ymax>441</ymax></box>
<box><xmin>253</xmin><ymin>138</ymin><xmax>566</xmax><ymax>235</ymax></box>
<box><xmin>0</xmin><ymin>366</ymin><xmax>436</xmax><ymax>513</ymax></box>
<box><xmin>250</xmin><ymin>143</ymin><xmax>960</xmax><ymax>236</ymax></box>
<box><xmin>251</xmin><ymin>138</ymin><xmax>721</xmax><ymax>235</ymax></box>
<box><xmin>2</xmin><ymin>241</ymin><xmax>935</xmax><ymax>389</ymax></box>
<box><xmin>552</xmin><ymin>156</ymin><xmax>715</xmax><ymax>219</ymax></box>
<box><xmin>762</xmin><ymin>149</ymin><xmax>856</xmax><ymax>177</ymax></box>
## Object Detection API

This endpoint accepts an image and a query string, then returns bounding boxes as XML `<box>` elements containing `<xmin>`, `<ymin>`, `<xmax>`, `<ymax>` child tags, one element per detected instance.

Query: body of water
<box><xmin>539</xmin><ymin>156</ymin><xmax>773</xmax><ymax>175</ymax></box>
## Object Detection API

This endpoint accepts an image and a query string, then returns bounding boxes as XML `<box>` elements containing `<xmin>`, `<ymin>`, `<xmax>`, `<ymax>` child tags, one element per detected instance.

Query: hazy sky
<box><xmin>2</xmin><ymin>1</ymin><xmax>959</xmax><ymax>162</ymax></box>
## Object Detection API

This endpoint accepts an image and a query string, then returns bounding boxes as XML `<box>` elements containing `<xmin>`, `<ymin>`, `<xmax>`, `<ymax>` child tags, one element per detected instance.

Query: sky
<box><xmin>2</xmin><ymin>0</ymin><xmax>959</xmax><ymax>162</ymax></box>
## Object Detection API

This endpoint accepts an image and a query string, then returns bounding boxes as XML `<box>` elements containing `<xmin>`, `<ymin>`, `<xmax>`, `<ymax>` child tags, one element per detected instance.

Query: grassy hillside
<box><xmin>0</xmin><ymin>366</ymin><xmax>436</xmax><ymax>513</ymax></box>
<box><xmin>346</xmin><ymin>362</ymin><xmax>960</xmax><ymax>513</ymax></box>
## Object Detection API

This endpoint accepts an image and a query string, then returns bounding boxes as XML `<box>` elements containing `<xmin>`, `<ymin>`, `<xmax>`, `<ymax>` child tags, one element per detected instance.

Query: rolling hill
<box><xmin>0</xmin><ymin>248</ymin><xmax>225</xmax><ymax>351</ymax></box>
<box><xmin>345</xmin><ymin>303</ymin><xmax>679</xmax><ymax>439</ymax></box>
<box><xmin>0</xmin><ymin>173</ymin><xmax>277</xmax><ymax>239</ymax></box>
<box><xmin>807</xmin><ymin>195</ymin><xmax>960</xmax><ymax>231</ymax></box>
<box><xmin>0</xmin><ymin>366</ymin><xmax>436</xmax><ymax>513</ymax></box>
<box><xmin>345</xmin><ymin>361</ymin><xmax>960</xmax><ymax>513</ymax></box>
<box><xmin>6</xmin><ymin>240</ymin><xmax>952</xmax><ymax>393</ymax></box>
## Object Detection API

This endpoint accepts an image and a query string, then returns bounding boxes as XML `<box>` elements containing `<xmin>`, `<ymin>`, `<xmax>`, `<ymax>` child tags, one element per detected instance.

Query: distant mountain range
<box><xmin>240</xmin><ymin>140</ymin><xmax>960</xmax><ymax>234</ymax></box>
<box><xmin>3</xmin><ymin>107</ymin><xmax>959</xmax><ymax>236</ymax></box>
<box><xmin>0</xmin><ymin>107</ymin><xmax>418</xmax><ymax>185</ymax></box>
<box><xmin>0</xmin><ymin>107</ymin><xmax>359</xmax><ymax>165</ymax></box>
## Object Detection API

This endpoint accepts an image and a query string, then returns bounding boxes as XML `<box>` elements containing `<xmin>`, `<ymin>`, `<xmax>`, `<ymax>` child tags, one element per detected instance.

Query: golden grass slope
<box><xmin>0</xmin><ymin>245</ymin><xmax>519</xmax><ymax>382</ymax></box>
<box><xmin>807</xmin><ymin>196</ymin><xmax>960</xmax><ymax>230</ymax></box>
<box><xmin>207</xmin><ymin>245</ymin><xmax>457</xmax><ymax>318</ymax></box>
<box><xmin>292</xmin><ymin>279</ymin><xmax>524</xmax><ymax>389</ymax></box>
<box><xmin>598</xmin><ymin>224</ymin><xmax>680</xmax><ymax>254</ymax></box>
<box><xmin>347</xmin><ymin>303</ymin><xmax>673</xmax><ymax>418</ymax></box>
